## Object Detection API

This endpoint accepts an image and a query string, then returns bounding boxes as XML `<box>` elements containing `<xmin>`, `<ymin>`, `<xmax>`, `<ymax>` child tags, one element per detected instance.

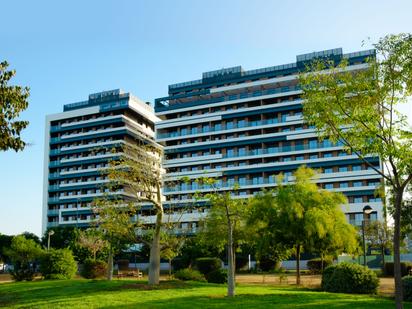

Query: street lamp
<box><xmin>47</xmin><ymin>230</ymin><xmax>55</xmax><ymax>251</ymax></box>
<box><xmin>362</xmin><ymin>205</ymin><xmax>373</xmax><ymax>267</ymax></box>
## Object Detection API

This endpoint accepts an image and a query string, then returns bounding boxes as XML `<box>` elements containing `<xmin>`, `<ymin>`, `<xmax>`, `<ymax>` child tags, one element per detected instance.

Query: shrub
<box><xmin>172</xmin><ymin>258</ymin><xmax>190</xmax><ymax>271</ymax></box>
<box><xmin>322</xmin><ymin>262</ymin><xmax>379</xmax><ymax>294</ymax></box>
<box><xmin>235</xmin><ymin>255</ymin><xmax>249</xmax><ymax>270</ymax></box>
<box><xmin>403</xmin><ymin>276</ymin><xmax>412</xmax><ymax>301</ymax></box>
<box><xmin>81</xmin><ymin>259</ymin><xmax>107</xmax><ymax>279</ymax></box>
<box><xmin>174</xmin><ymin>268</ymin><xmax>205</xmax><ymax>281</ymax></box>
<box><xmin>206</xmin><ymin>269</ymin><xmax>227</xmax><ymax>284</ymax></box>
<box><xmin>307</xmin><ymin>258</ymin><xmax>333</xmax><ymax>274</ymax></box>
<box><xmin>258</xmin><ymin>256</ymin><xmax>280</xmax><ymax>272</ymax></box>
<box><xmin>195</xmin><ymin>257</ymin><xmax>222</xmax><ymax>275</ymax></box>
<box><xmin>384</xmin><ymin>262</ymin><xmax>412</xmax><ymax>277</ymax></box>
<box><xmin>40</xmin><ymin>248</ymin><xmax>77</xmax><ymax>280</ymax></box>
<box><xmin>6</xmin><ymin>235</ymin><xmax>43</xmax><ymax>281</ymax></box>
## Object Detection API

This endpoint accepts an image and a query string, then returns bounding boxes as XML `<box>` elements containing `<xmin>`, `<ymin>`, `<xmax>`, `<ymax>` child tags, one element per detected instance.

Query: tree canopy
<box><xmin>0</xmin><ymin>61</ymin><xmax>29</xmax><ymax>151</ymax></box>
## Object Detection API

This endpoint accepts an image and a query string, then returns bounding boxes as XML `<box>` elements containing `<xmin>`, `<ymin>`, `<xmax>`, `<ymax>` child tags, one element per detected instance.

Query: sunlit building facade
<box><xmin>155</xmin><ymin>48</ymin><xmax>384</xmax><ymax>231</ymax></box>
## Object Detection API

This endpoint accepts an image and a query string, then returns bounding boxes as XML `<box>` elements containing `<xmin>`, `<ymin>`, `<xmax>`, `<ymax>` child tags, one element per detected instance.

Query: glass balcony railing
<box><xmin>160</xmin><ymin>85</ymin><xmax>302</xmax><ymax>112</ymax></box>
<box><xmin>157</xmin><ymin>117</ymin><xmax>290</xmax><ymax>139</ymax></box>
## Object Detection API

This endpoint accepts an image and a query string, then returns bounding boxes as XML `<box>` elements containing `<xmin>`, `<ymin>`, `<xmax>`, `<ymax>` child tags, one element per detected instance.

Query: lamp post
<box><xmin>47</xmin><ymin>230</ymin><xmax>55</xmax><ymax>251</ymax></box>
<box><xmin>362</xmin><ymin>205</ymin><xmax>373</xmax><ymax>267</ymax></box>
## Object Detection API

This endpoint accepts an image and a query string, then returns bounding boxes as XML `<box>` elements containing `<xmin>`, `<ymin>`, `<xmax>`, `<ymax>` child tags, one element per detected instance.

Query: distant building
<box><xmin>42</xmin><ymin>89</ymin><xmax>160</xmax><ymax>234</ymax></box>
<box><xmin>155</xmin><ymin>48</ymin><xmax>384</xmax><ymax>231</ymax></box>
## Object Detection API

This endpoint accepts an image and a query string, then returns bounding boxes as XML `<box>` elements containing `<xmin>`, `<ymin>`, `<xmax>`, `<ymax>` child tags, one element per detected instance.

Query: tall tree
<box><xmin>248</xmin><ymin>166</ymin><xmax>356</xmax><ymax>285</ymax></box>
<box><xmin>95</xmin><ymin>142</ymin><xmax>164</xmax><ymax>284</ymax></box>
<box><xmin>299</xmin><ymin>33</ymin><xmax>412</xmax><ymax>308</ymax></box>
<box><xmin>364</xmin><ymin>220</ymin><xmax>393</xmax><ymax>271</ymax></box>
<box><xmin>0</xmin><ymin>61</ymin><xmax>29</xmax><ymax>151</ymax></box>
<box><xmin>194</xmin><ymin>179</ymin><xmax>247</xmax><ymax>297</ymax></box>
<box><xmin>77</xmin><ymin>229</ymin><xmax>108</xmax><ymax>261</ymax></box>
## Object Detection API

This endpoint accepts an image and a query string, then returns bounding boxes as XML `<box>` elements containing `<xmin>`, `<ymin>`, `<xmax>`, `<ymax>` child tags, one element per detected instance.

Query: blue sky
<box><xmin>0</xmin><ymin>0</ymin><xmax>411</xmax><ymax>237</ymax></box>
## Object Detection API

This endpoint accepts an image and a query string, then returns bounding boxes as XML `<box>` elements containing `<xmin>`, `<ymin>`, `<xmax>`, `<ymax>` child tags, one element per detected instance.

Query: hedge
<box><xmin>206</xmin><ymin>269</ymin><xmax>227</xmax><ymax>284</ymax></box>
<box><xmin>81</xmin><ymin>259</ymin><xmax>107</xmax><ymax>279</ymax></box>
<box><xmin>40</xmin><ymin>248</ymin><xmax>77</xmax><ymax>280</ymax></box>
<box><xmin>307</xmin><ymin>258</ymin><xmax>333</xmax><ymax>274</ymax></box>
<box><xmin>195</xmin><ymin>257</ymin><xmax>222</xmax><ymax>275</ymax></box>
<box><xmin>322</xmin><ymin>262</ymin><xmax>379</xmax><ymax>294</ymax></box>
<box><xmin>174</xmin><ymin>268</ymin><xmax>205</xmax><ymax>281</ymax></box>
<box><xmin>384</xmin><ymin>262</ymin><xmax>412</xmax><ymax>277</ymax></box>
<box><xmin>402</xmin><ymin>276</ymin><xmax>412</xmax><ymax>301</ymax></box>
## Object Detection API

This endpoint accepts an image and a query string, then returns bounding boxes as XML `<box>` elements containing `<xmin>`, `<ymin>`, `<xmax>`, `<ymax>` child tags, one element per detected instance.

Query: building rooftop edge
<box><xmin>168</xmin><ymin>48</ymin><xmax>375</xmax><ymax>91</ymax></box>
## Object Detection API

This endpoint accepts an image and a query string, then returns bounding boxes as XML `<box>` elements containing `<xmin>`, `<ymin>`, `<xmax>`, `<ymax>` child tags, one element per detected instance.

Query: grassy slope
<box><xmin>0</xmin><ymin>279</ymin><xmax>410</xmax><ymax>309</ymax></box>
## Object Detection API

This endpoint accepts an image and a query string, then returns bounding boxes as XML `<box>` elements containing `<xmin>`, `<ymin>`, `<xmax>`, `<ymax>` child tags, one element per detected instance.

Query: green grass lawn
<box><xmin>0</xmin><ymin>279</ymin><xmax>410</xmax><ymax>308</ymax></box>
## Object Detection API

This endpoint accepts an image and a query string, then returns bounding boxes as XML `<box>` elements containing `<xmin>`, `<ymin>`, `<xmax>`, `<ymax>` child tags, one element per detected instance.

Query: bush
<box><xmin>235</xmin><ymin>255</ymin><xmax>249</xmax><ymax>270</ymax></box>
<box><xmin>258</xmin><ymin>257</ymin><xmax>280</xmax><ymax>272</ymax></box>
<box><xmin>10</xmin><ymin>262</ymin><xmax>36</xmax><ymax>281</ymax></box>
<box><xmin>307</xmin><ymin>258</ymin><xmax>333</xmax><ymax>274</ymax></box>
<box><xmin>206</xmin><ymin>269</ymin><xmax>227</xmax><ymax>284</ymax></box>
<box><xmin>40</xmin><ymin>248</ymin><xmax>77</xmax><ymax>280</ymax></box>
<box><xmin>195</xmin><ymin>257</ymin><xmax>222</xmax><ymax>275</ymax></box>
<box><xmin>384</xmin><ymin>262</ymin><xmax>412</xmax><ymax>277</ymax></box>
<box><xmin>81</xmin><ymin>259</ymin><xmax>107</xmax><ymax>279</ymax></box>
<box><xmin>172</xmin><ymin>258</ymin><xmax>190</xmax><ymax>271</ymax></box>
<box><xmin>174</xmin><ymin>268</ymin><xmax>205</xmax><ymax>281</ymax></box>
<box><xmin>402</xmin><ymin>276</ymin><xmax>412</xmax><ymax>301</ymax></box>
<box><xmin>322</xmin><ymin>262</ymin><xmax>379</xmax><ymax>294</ymax></box>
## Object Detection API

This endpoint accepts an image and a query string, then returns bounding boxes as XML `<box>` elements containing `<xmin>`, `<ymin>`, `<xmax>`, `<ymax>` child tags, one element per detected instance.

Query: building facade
<box><xmin>155</xmin><ymin>48</ymin><xmax>384</xmax><ymax>231</ymax></box>
<box><xmin>42</xmin><ymin>89</ymin><xmax>160</xmax><ymax>234</ymax></box>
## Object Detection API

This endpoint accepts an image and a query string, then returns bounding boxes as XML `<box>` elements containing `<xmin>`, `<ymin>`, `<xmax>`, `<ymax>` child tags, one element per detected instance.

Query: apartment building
<box><xmin>42</xmin><ymin>89</ymin><xmax>160</xmax><ymax>233</ymax></box>
<box><xmin>155</xmin><ymin>48</ymin><xmax>384</xmax><ymax>231</ymax></box>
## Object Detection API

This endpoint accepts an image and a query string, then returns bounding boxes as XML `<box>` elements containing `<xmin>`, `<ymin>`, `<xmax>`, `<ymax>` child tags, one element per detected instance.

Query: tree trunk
<box><xmin>227</xmin><ymin>222</ymin><xmax>235</xmax><ymax>297</ymax></box>
<box><xmin>148</xmin><ymin>206</ymin><xmax>163</xmax><ymax>285</ymax></box>
<box><xmin>381</xmin><ymin>245</ymin><xmax>385</xmax><ymax>272</ymax></box>
<box><xmin>393</xmin><ymin>188</ymin><xmax>404</xmax><ymax>309</ymax></box>
<box><xmin>296</xmin><ymin>244</ymin><xmax>301</xmax><ymax>285</ymax></box>
<box><xmin>107</xmin><ymin>244</ymin><xmax>113</xmax><ymax>281</ymax></box>
<box><xmin>321</xmin><ymin>253</ymin><xmax>324</xmax><ymax>273</ymax></box>
<box><xmin>169</xmin><ymin>258</ymin><xmax>172</xmax><ymax>279</ymax></box>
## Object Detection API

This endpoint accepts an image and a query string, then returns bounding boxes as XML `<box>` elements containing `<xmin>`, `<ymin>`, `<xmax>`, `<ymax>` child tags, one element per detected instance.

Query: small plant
<box><xmin>402</xmin><ymin>276</ymin><xmax>412</xmax><ymax>301</ymax></box>
<box><xmin>81</xmin><ymin>259</ymin><xmax>107</xmax><ymax>279</ymax></box>
<box><xmin>194</xmin><ymin>257</ymin><xmax>222</xmax><ymax>275</ymax></box>
<box><xmin>205</xmin><ymin>269</ymin><xmax>227</xmax><ymax>284</ymax></box>
<box><xmin>322</xmin><ymin>262</ymin><xmax>379</xmax><ymax>294</ymax></box>
<box><xmin>40</xmin><ymin>248</ymin><xmax>77</xmax><ymax>280</ymax></box>
<box><xmin>174</xmin><ymin>268</ymin><xmax>205</xmax><ymax>282</ymax></box>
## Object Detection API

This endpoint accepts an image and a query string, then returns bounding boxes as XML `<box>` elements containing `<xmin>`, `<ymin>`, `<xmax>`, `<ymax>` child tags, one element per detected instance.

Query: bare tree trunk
<box><xmin>296</xmin><ymin>244</ymin><xmax>301</xmax><ymax>285</ymax></box>
<box><xmin>169</xmin><ymin>258</ymin><xmax>172</xmax><ymax>279</ymax></box>
<box><xmin>321</xmin><ymin>253</ymin><xmax>324</xmax><ymax>273</ymax></box>
<box><xmin>148</xmin><ymin>204</ymin><xmax>163</xmax><ymax>285</ymax></box>
<box><xmin>107</xmin><ymin>244</ymin><xmax>113</xmax><ymax>281</ymax></box>
<box><xmin>227</xmin><ymin>222</ymin><xmax>235</xmax><ymax>297</ymax></box>
<box><xmin>394</xmin><ymin>189</ymin><xmax>404</xmax><ymax>309</ymax></box>
<box><xmin>381</xmin><ymin>245</ymin><xmax>385</xmax><ymax>272</ymax></box>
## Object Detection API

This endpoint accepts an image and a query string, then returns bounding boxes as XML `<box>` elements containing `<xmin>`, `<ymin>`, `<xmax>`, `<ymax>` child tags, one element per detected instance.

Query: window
<box><xmin>352</xmin><ymin>165</ymin><xmax>362</xmax><ymax>171</ymax></box>
<box><xmin>354</xmin><ymin>197</ymin><xmax>363</xmax><ymax>203</ymax></box>
<box><xmin>353</xmin><ymin>181</ymin><xmax>363</xmax><ymax>187</ymax></box>
<box><xmin>339</xmin><ymin>182</ymin><xmax>349</xmax><ymax>188</ymax></box>
<box><xmin>324</xmin><ymin>153</ymin><xmax>333</xmax><ymax>158</ymax></box>
<box><xmin>325</xmin><ymin>183</ymin><xmax>334</xmax><ymax>189</ymax></box>
<box><xmin>309</xmin><ymin>140</ymin><xmax>318</xmax><ymax>149</ymax></box>
<box><xmin>339</xmin><ymin>166</ymin><xmax>348</xmax><ymax>173</ymax></box>
<box><xmin>324</xmin><ymin>168</ymin><xmax>333</xmax><ymax>173</ymax></box>
<box><xmin>310</xmin><ymin>154</ymin><xmax>318</xmax><ymax>159</ymax></box>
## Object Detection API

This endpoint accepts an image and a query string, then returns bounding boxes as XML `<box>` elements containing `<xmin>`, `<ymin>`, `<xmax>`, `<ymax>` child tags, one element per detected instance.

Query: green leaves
<box><xmin>0</xmin><ymin>61</ymin><xmax>29</xmax><ymax>151</ymax></box>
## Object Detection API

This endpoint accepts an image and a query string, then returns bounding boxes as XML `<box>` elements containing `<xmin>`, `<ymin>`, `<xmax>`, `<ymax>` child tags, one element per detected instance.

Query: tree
<box><xmin>0</xmin><ymin>234</ymin><xmax>13</xmax><ymax>264</ymax></box>
<box><xmin>5</xmin><ymin>235</ymin><xmax>43</xmax><ymax>281</ymax></box>
<box><xmin>248</xmin><ymin>166</ymin><xmax>356</xmax><ymax>285</ymax></box>
<box><xmin>77</xmin><ymin>229</ymin><xmax>108</xmax><ymax>261</ymax></box>
<box><xmin>0</xmin><ymin>61</ymin><xmax>29</xmax><ymax>151</ymax></box>
<box><xmin>103</xmin><ymin>142</ymin><xmax>164</xmax><ymax>285</ymax></box>
<box><xmin>193</xmin><ymin>179</ymin><xmax>247</xmax><ymax>297</ymax></box>
<box><xmin>92</xmin><ymin>198</ymin><xmax>136</xmax><ymax>280</ymax></box>
<box><xmin>364</xmin><ymin>220</ymin><xmax>393</xmax><ymax>270</ymax></box>
<box><xmin>41</xmin><ymin>226</ymin><xmax>79</xmax><ymax>249</ymax></box>
<box><xmin>160</xmin><ymin>233</ymin><xmax>185</xmax><ymax>278</ymax></box>
<box><xmin>299</xmin><ymin>33</ymin><xmax>412</xmax><ymax>308</ymax></box>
